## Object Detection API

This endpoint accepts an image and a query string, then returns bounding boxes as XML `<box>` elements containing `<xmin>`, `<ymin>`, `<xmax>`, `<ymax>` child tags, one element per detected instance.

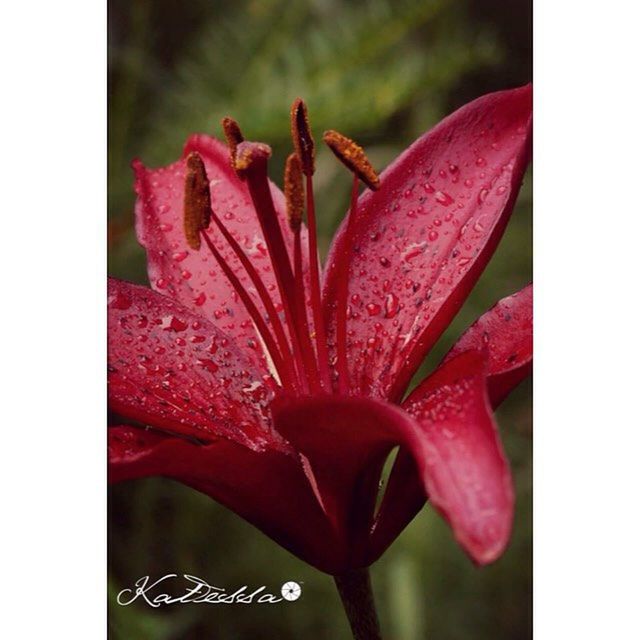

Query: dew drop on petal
<box><xmin>366</xmin><ymin>303</ymin><xmax>382</xmax><ymax>316</ymax></box>
<box><xmin>384</xmin><ymin>293</ymin><xmax>400</xmax><ymax>319</ymax></box>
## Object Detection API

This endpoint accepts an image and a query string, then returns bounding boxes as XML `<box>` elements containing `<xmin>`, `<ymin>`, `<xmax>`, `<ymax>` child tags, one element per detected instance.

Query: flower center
<box><xmin>183</xmin><ymin>102</ymin><xmax>380</xmax><ymax>395</ymax></box>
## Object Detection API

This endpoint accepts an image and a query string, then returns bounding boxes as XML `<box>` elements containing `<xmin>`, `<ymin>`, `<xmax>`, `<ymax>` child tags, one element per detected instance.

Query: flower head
<box><xmin>109</xmin><ymin>85</ymin><xmax>532</xmax><ymax>574</ymax></box>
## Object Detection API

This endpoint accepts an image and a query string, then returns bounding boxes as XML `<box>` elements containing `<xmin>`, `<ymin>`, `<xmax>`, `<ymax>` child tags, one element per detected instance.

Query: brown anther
<box><xmin>284</xmin><ymin>153</ymin><xmax>304</xmax><ymax>232</ymax></box>
<box><xmin>221</xmin><ymin>117</ymin><xmax>245</xmax><ymax>171</ymax></box>
<box><xmin>233</xmin><ymin>141</ymin><xmax>272</xmax><ymax>176</ymax></box>
<box><xmin>322</xmin><ymin>129</ymin><xmax>380</xmax><ymax>190</ymax></box>
<box><xmin>290</xmin><ymin>98</ymin><xmax>315</xmax><ymax>176</ymax></box>
<box><xmin>183</xmin><ymin>152</ymin><xmax>211</xmax><ymax>250</ymax></box>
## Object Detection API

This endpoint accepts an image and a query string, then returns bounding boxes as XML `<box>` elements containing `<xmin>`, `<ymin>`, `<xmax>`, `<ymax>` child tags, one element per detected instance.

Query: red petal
<box><xmin>273</xmin><ymin>351</ymin><xmax>514</xmax><ymax>566</ymax></box>
<box><xmin>109</xmin><ymin>426</ymin><xmax>343</xmax><ymax>574</ymax></box>
<box><xmin>108</xmin><ymin>277</ymin><xmax>285</xmax><ymax>451</ymax></box>
<box><xmin>323</xmin><ymin>85</ymin><xmax>532</xmax><ymax>401</ymax></box>
<box><xmin>369</xmin><ymin>287</ymin><xmax>531</xmax><ymax>557</ymax></box>
<box><xmin>134</xmin><ymin>134</ymin><xmax>311</xmax><ymax>366</ymax></box>
<box><xmin>402</xmin><ymin>351</ymin><xmax>514</xmax><ymax>564</ymax></box>
<box><xmin>445</xmin><ymin>284</ymin><xmax>533</xmax><ymax>406</ymax></box>
<box><xmin>272</xmin><ymin>394</ymin><xmax>418</xmax><ymax>568</ymax></box>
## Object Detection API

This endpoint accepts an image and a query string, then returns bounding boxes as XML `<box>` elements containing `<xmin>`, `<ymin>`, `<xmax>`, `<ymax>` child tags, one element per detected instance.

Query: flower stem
<box><xmin>334</xmin><ymin>568</ymin><xmax>382</xmax><ymax>640</ymax></box>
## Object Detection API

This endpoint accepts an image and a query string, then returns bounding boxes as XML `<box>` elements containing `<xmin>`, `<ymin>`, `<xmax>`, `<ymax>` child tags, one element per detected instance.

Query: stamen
<box><xmin>200</xmin><ymin>231</ymin><xmax>289</xmax><ymax>388</ymax></box>
<box><xmin>284</xmin><ymin>153</ymin><xmax>304</xmax><ymax>232</ymax></box>
<box><xmin>208</xmin><ymin>208</ymin><xmax>299</xmax><ymax>391</ymax></box>
<box><xmin>289</xmin><ymin>99</ymin><xmax>331</xmax><ymax>390</ymax></box>
<box><xmin>285</xmin><ymin>152</ymin><xmax>323</xmax><ymax>390</ymax></box>
<box><xmin>322</xmin><ymin>130</ymin><xmax>380</xmax><ymax>191</ymax></box>
<box><xmin>183</xmin><ymin>151</ymin><xmax>294</xmax><ymax>389</ymax></box>
<box><xmin>290</xmin><ymin>98</ymin><xmax>315</xmax><ymax>176</ymax></box>
<box><xmin>235</xmin><ymin>140</ymin><xmax>321</xmax><ymax>392</ymax></box>
<box><xmin>183</xmin><ymin>152</ymin><xmax>212</xmax><ymax>250</ymax></box>
<box><xmin>221</xmin><ymin>117</ymin><xmax>245</xmax><ymax>171</ymax></box>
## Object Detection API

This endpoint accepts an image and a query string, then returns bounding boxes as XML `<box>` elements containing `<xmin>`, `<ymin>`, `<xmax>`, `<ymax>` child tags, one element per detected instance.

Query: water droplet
<box><xmin>476</xmin><ymin>157</ymin><xmax>486</xmax><ymax>167</ymax></box>
<box><xmin>160</xmin><ymin>315</ymin><xmax>188</xmax><ymax>332</ymax></box>
<box><xmin>194</xmin><ymin>292</ymin><xmax>206</xmax><ymax>306</ymax></box>
<box><xmin>172</xmin><ymin>251</ymin><xmax>189</xmax><ymax>262</ymax></box>
<box><xmin>428</xmin><ymin>230</ymin><xmax>439</xmax><ymax>241</ymax></box>
<box><xmin>379</xmin><ymin>257</ymin><xmax>390</xmax><ymax>267</ymax></box>
<box><xmin>197</xmin><ymin>359</ymin><xmax>219</xmax><ymax>374</ymax></box>
<box><xmin>384</xmin><ymin>293</ymin><xmax>400</xmax><ymax>318</ymax></box>
<box><xmin>474</xmin><ymin>215</ymin><xmax>490</xmax><ymax>232</ymax></box>
<box><xmin>366</xmin><ymin>303</ymin><xmax>381</xmax><ymax>316</ymax></box>
<box><xmin>401</xmin><ymin>241</ymin><xmax>428</xmax><ymax>263</ymax></box>
<box><xmin>435</xmin><ymin>191</ymin><xmax>454</xmax><ymax>206</ymax></box>
<box><xmin>108</xmin><ymin>291</ymin><xmax>132</xmax><ymax>310</ymax></box>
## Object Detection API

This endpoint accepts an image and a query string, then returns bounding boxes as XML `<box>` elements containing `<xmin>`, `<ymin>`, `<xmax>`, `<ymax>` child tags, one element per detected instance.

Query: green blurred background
<box><xmin>108</xmin><ymin>0</ymin><xmax>532</xmax><ymax>638</ymax></box>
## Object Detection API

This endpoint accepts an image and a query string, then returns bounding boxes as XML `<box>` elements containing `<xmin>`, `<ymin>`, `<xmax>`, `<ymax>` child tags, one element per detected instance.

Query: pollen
<box><xmin>322</xmin><ymin>129</ymin><xmax>380</xmax><ymax>191</ymax></box>
<box><xmin>284</xmin><ymin>153</ymin><xmax>304</xmax><ymax>232</ymax></box>
<box><xmin>290</xmin><ymin>98</ymin><xmax>315</xmax><ymax>177</ymax></box>
<box><xmin>221</xmin><ymin>116</ymin><xmax>245</xmax><ymax>170</ymax></box>
<box><xmin>183</xmin><ymin>152</ymin><xmax>212</xmax><ymax>250</ymax></box>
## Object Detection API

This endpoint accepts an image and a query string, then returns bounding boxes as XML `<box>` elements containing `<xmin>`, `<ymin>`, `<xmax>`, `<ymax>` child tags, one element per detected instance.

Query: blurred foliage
<box><xmin>108</xmin><ymin>0</ymin><xmax>532</xmax><ymax>638</ymax></box>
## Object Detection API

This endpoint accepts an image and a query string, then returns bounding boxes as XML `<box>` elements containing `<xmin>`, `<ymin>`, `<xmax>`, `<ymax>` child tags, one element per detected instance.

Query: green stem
<box><xmin>334</xmin><ymin>568</ymin><xmax>382</xmax><ymax>640</ymax></box>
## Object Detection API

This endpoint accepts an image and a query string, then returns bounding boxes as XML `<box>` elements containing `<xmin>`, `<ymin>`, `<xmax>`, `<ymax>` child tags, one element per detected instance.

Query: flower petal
<box><xmin>273</xmin><ymin>351</ymin><xmax>513</xmax><ymax>566</ymax></box>
<box><xmin>108</xmin><ymin>277</ymin><xmax>284</xmax><ymax>451</ymax></box>
<box><xmin>323</xmin><ymin>85</ymin><xmax>532</xmax><ymax>401</ymax></box>
<box><xmin>108</xmin><ymin>425</ymin><xmax>343</xmax><ymax>574</ymax></box>
<box><xmin>444</xmin><ymin>283</ymin><xmax>532</xmax><ymax>406</ymax></box>
<box><xmin>134</xmin><ymin>134</ymin><xmax>311</xmax><ymax>368</ymax></box>
<box><xmin>368</xmin><ymin>288</ymin><xmax>531</xmax><ymax>556</ymax></box>
<box><xmin>272</xmin><ymin>394</ymin><xmax>419</xmax><ymax>568</ymax></box>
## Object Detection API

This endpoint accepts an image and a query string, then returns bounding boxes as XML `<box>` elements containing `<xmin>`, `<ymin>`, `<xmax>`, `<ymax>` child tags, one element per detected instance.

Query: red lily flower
<box><xmin>109</xmin><ymin>86</ymin><xmax>532</xmax><ymax>584</ymax></box>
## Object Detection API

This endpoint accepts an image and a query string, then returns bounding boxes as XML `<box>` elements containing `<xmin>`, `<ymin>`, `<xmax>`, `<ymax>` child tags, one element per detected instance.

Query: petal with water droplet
<box><xmin>444</xmin><ymin>283</ymin><xmax>533</xmax><ymax>406</ymax></box>
<box><xmin>323</xmin><ymin>85</ymin><xmax>532</xmax><ymax>401</ymax></box>
<box><xmin>108</xmin><ymin>278</ymin><xmax>282</xmax><ymax>451</ymax></box>
<box><xmin>273</xmin><ymin>350</ymin><xmax>513</xmax><ymax>566</ymax></box>
<box><xmin>133</xmin><ymin>134</ymin><xmax>313</xmax><ymax>371</ymax></box>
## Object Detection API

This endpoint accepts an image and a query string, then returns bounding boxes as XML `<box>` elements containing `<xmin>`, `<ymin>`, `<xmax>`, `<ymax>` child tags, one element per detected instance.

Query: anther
<box><xmin>284</xmin><ymin>153</ymin><xmax>304</xmax><ymax>232</ymax></box>
<box><xmin>183</xmin><ymin>152</ymin><xmax>212</xmax><ymax>250</ymax></box>
<box><xmin>221</xmin><ymin>116</ymin><xmax>244</xmax><ymax>169</ymax></box>
<box><xmin>322</xmin><ymin>129</ymin><xmax>380</xmax><ymax>191</ymax></box>
<box><xmin>291</xmin><ymin>98</ymin><xmax>315</xmax><ymax>176</ymax></box>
